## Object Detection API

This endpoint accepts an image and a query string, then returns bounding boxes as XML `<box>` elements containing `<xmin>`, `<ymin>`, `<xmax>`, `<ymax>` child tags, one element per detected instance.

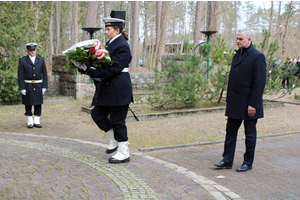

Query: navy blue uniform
<box><xmin>18</xmin><ymin>55</ymin><xmax>48</xmax><ymax>116</ymax></box>
<box><xmin>84</xmin><ymin>35</ymin><xmax>133</xmax><ymax>142</ymax></box>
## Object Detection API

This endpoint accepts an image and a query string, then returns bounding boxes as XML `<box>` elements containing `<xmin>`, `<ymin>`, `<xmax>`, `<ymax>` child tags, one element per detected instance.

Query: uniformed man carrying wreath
<box><xmin>18</xmin><ymin>43</ymin><xmax>48</xmax><ymax>128</ymax></box>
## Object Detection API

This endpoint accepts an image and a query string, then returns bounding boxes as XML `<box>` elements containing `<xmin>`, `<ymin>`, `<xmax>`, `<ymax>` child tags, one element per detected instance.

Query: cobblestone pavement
<box><xmin>147</xmin><ymin>133</ymin><xmax>300</xmax><ymax>200</ymax></box>
<box><xmin>1</xmin><ymin>116</ymin><xmax>300</xmax><ymax>199</ymax></box>
<box><xmin>0</xmin><ymin>122</ymin><xmax>215</xmax><ymax>200</ymax></box>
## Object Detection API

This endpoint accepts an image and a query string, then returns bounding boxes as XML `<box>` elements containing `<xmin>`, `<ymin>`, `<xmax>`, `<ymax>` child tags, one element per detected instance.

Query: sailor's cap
<box><xmin>25</xmin><ymin>43</ymin><xmax>38</xmax><ymax>50</ymax></box>
<box><xmin>103</xmin><ymin>18</ymin><xmax>125</xmax><ymax>27</ymax></box>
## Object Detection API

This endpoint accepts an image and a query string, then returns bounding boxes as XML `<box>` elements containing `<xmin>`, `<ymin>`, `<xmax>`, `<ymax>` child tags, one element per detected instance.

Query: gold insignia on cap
<box><xmin>30</xmin><ymin>44</ymin><xmax>34</xmax><ymax>47</ymax></box>
<box><xmin>105</xmin><ymin>23</ymin><xmax>111</xmax><ymax>26</ymax></box>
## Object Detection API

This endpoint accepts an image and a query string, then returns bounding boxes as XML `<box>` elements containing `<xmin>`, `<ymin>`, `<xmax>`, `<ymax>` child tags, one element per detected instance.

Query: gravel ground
<box><xmin>1</xmin><ymin>89</ymin><xmax>300</xmax><ymax>150</ymax></box>
<box><xmin>127</xmin><ymin>88</ymin><xmax>300</xmax><ymax>149</ymax></box>
<box><xmin>127</xmin><ymin>103</ymin><xmax>300</xmax><ymax>149</ymax></box>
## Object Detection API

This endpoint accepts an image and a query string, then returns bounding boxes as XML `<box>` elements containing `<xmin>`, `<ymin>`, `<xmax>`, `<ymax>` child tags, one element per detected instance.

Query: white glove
<box><xmin>21</xmin><ymin>89</ymin><xmax>26</xmax><ymax>95</ymax></box>
<box><xmin>42</xmin><ymin>88</ymin><xmax>46</xmax><ymax>94</ymax></box>
<box><xmin>71</xmin><ymin>60</ymin><xmax>87</xmax><ymax>71</ymax></box>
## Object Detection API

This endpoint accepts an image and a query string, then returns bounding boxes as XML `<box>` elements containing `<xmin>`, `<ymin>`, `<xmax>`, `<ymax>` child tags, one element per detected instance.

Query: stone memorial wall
<box><xmin>49</xmin><ymin>55</ymin><xmax>155</xmax><ymax>100</ymax></box>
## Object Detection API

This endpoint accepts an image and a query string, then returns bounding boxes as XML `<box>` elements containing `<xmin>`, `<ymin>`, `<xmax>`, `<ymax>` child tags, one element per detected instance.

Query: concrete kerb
<box><xmin>0</xmin><ymin>96</ymin><xmax>73</xmax><ymax>105</ymax></box>
<box><xmin>138</xmin><ymin>131</ymin><xmax>300</xmax><ymax>152</ymax></box>
<box><xmin>82</xmin><ymin>101</ymin><xmax>284</xmax><ymax>122</ymax></box>
<box><xmin>264</xmin><ymin>99</ymin><xmax>300</xmax><ymax>106</ymax></box>
<box><xmin>44</xmin><ymin>96</ymin><xmax>73</xmax><ymax>102</ymax></box>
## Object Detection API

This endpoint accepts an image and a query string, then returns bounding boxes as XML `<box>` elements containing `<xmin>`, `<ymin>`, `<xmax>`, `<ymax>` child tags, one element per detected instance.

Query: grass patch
<box><xmin>1</xmin><ymin>97</ymin><xmax>298</xmax><ymax>150</ymax></box>
<box><xmin>127</xmin><ymin>100</ymin><xmax>226</xmax><ymax>115</ymax></box>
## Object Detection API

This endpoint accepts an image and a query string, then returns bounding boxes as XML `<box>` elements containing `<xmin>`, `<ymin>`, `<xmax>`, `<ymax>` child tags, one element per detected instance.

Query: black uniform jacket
<box><xmin>18</xmin><ymin>55</ymin><xmax>48</xmax><ymax>105</ymax></box>
<box><xmin>85</xmin><ymin>35</ymin><xmax>133</xmax><ymax>106</ymax></box>
<box><xmin>225</xmin><ymin>43</ymin><xmax>266</xmax><ymax>119</ymax></box>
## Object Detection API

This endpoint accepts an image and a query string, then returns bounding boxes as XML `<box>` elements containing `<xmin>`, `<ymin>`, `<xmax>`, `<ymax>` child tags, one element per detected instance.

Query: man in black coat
<box><xmin>18</xmin><ymin>43</ymin><xmax>48</xmax><ymax>128</ymax></box>
<box><xmin>213</xmin><ymin>29</ymin><xmax>266</xmax><ymax>172</ymax></box>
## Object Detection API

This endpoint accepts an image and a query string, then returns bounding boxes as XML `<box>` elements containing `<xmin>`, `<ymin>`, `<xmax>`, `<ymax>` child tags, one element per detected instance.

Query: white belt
<box><xmin>25</xmin><ymin>79</ymin><xmax>43</xmax><ymax>83</ymax></box>
<box><xmin>122</xmin><ymin>68</ymin><xmax>128</xmax><ymax>72</ymax></box>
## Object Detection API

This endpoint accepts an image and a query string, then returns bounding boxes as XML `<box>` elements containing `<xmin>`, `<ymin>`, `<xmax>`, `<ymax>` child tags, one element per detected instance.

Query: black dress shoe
<box><xmin>28</xmin><ymin>124</ymin><xmax>33</xmax><ymax>129</ymax></box>
<box><xmin>108</xmin><ymin>157</ymin><xmax>130</xmax><ymax>164</ymax></box>
<box><xmin>236</xmin><ymin>164</ymin><xmax>252</xmax><ymax>172</ymax></box>
<box><xmin>34</xmin><ymin>124</ymin><xmax>42</xmax><ymax>128</ymax></box>
<box><xmin>106</xmin><ymin>146</ymin><xmax>118</xmax><ymax>154</ymax></box>
<box><xmin>213</xmin><ymin>161</ymin><xmax>232</xmax><ymax>169</ymax></box>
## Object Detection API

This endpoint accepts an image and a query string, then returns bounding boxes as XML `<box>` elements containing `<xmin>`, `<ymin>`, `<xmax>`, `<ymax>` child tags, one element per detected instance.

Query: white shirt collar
<box><xmin>109</xmin><ymin>34</ymin><xmax>122</xmax><ymax>44</ymax></box>
<box><xmin>28</xmin><ymin>54</ymin><xmax>36</xmax><ymax>64</ymax></box>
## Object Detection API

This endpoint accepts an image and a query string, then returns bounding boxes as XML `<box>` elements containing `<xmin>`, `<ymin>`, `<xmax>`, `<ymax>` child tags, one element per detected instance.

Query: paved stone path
<box><xmin>147</xmin><ymin>133</ymin><xmax>300</xmax><ymax>200</ymax></box>
<box><xmin>1</xmin><ymin>121</ymin><xmax>299</xmax><ymax>199</ymax></box>
<box><xmin>0</xmin><ymin>125</ymin><xmax>216</xmax><ymax>200</ymax></box>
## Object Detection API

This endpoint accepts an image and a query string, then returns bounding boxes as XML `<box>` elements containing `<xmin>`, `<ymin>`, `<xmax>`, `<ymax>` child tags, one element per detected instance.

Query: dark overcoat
<box><xmin>85</xmin><ymin>35</ymin><xmax>133</xmax><ymax>106</ymax></box>
<box><xmin>18</xmin><ymin>55</ymin><xmax>48</xmax><ymax>105</ymax></box>
<box><xmin>225</xmin><ymin>43</ymin><xmax>266</xmax><ymax>119</ymax></box>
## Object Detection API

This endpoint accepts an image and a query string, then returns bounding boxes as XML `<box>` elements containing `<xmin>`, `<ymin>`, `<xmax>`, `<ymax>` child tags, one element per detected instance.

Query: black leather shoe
<box><xmin>34</xmin><ymin>124</ymin><xmax>42</xmax><ymax>128</ymax></box>
<box><xmin>108</xmin><ymin>157</ymin><xmax>130</xmax><ymax>164</ymax></box>
<box><xmin>236</xmin><ymin>164</ymin><xmax>252</xmax><ymax>172</ymax></box>
<box><xmin>106</xmin><ymin>147</ymin><xmax>118</xmax><ymax>154</ymax></box>
<box><xmin>27</xmin><ymin>124</ymin><xmax>33</xmax><ymax>129</ymax></box>
<box><xmin>213</xmin><ymin>161</ymin><xmax>232</xmax><ymax>169</ymax></box>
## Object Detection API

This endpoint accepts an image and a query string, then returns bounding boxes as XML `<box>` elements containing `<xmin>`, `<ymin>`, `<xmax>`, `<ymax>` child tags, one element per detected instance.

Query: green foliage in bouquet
<box><xmin>63</xmin><ymin>45</ymin><xmax>115</xmax><ymax>74</ymax></box>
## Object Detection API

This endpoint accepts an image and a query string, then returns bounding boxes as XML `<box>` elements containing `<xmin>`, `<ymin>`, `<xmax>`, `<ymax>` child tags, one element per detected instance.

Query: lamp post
<box><xmin>194</xmin><ymin>31</ymin><xmax>217</xmax><ymax>79</ymax></box>
<box><xmin>81</xmin><ymin>27</ymin><xmax>102</xmax><ymax>40</ymax></box>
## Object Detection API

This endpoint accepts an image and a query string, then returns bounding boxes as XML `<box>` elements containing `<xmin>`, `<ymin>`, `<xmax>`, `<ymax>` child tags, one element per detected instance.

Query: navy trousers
<box><xmin>25</xmin><ymin>105</ymin><xmax>41</xmax><ymax>116</ymax></box>
<box><xmin>91</xmin><ymin>105</ymin><xmax>129</xmax><ymax>142</ymax></box>
<box><xmin>222</xmin><ymin>118</ymin><xmax>258</xmax><ymax>166</ymax></box>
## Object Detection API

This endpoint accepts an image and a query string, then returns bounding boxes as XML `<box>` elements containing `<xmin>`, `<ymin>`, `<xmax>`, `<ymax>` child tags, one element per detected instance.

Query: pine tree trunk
<box><xmin>193</xmin><ymin>1</ymin><xmax>202</xmax><ymax>52</ymax></box>
<box><xmin>83</xmin><ymin>1</ymin><xmax>99</xmax><ymax>40</ymax></box>
<box><xmin>156</xmin><ymin>1</ymin><xmax>169</xmax><ymax>71</ymax></box>
<box><xmin>172</xmin><ymin>1</ymin><xmax>176</xmax><ymax>39</ymax></box>
<box><xmin>130</xmin><ymin>1</ymin><xmax>139</xmax><ymax>72</ymax></box>
<box><xmin>155</xmin><ymin>1</ymin><xmax>162</xmax><ymax>70</ymax></box>
<box><xmin>276</xmin><ymin>1</ymin><xmax>281</xmax><ymax>38</ymax></box>
<box><xmin>142</xmin><ymin>2</ymin><xmax>148</xmax><ymax>70</ymax></box>
<box><xmin>149</xmin><ymin>2</ymin><xmax>156</xmax><ymax>71</ymax></box>
<box><xmin>206</xmin><ymin>1</ymin><xmax>212</xmax><ymax>30</ymax></box>
<box><xmin>210</xmin><ymin>1</ymin><xmax>218</xmax><ymax>43</ymax></box>
<box><xmin>156</xmin><ymin>1</ymin><xmax>162</xmax><ymax>48</ymax></box>
<box><xmin>71</xmin><ymin>1</ymin><xmax>79</xmax><ymax>45</ymax></box>
<box><xmin>55</xmin><ymin>2</ymin><xmax>61</xmax><ymax>54</ymax></box>
<box><xmin>49</xmin><ymin>2</ymin><xmax>54</xmax><ymax>63</ymax></box>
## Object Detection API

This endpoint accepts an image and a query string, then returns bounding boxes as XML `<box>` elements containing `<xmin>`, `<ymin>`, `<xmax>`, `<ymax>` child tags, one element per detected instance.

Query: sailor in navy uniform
<box><xmin>18</xmin><ymin>43</ymin><xmax>48</xmax><ymax>128</ymax></box>
<box><xmin>75</xmin><ymin>11</ymin><xmax>133</xmax><ymax>164</ymax></box>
